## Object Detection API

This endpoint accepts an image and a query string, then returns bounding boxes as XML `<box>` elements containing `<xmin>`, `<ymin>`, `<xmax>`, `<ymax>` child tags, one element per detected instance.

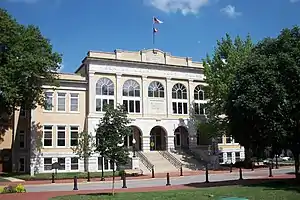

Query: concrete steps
<box><xmin>143</xmin><ymin>151</ymin><xmax>178</xmax><ymax>173</ymax></box>
<box><xmin>169</xmin><ymin>149</ymin><xmax>205</xmax><ymax>170</ymax></box>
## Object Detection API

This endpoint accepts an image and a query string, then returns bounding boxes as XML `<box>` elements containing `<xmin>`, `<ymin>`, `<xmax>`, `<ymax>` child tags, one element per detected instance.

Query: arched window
<box><xmin>148</xmin><ymin>81</ymin><xmax>164</xmax><ymax>98</ymax></box>
<box><xmin>95</xmin><ymin>78</ymin><xmax>114</xmax><ymax>112</ymax></box>
<box><xmin>194</xmin><ymin>85</ymin><xmax>206</xmax><ymax>115</ymax></box>
<box><xmin>172</xmin><ymin>83</ymin><xmax>188</xmax><ymax>114</ymax></box>
<box><xmin>122</xmin><ymin>80</ymin><xmax>141</xmax><ymax>113</ymax></box>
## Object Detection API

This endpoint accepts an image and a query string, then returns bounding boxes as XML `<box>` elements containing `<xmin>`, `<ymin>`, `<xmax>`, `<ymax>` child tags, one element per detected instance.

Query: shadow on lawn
<box><xmin>83</xmin><ymin>193</ymin><xmax>113</xmax><ymax>197</ymax></box>
<box><xmin>184</xmin><ymin>178</ymin><xmax>300</xmax><ymax>193</ymax></box>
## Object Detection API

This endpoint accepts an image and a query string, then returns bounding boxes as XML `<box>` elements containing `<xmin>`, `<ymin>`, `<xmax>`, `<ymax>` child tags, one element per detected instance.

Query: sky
<box><xmin>0</xmin><ymin>0</ymin><xmax>299</xmax><ymax>73</ymax></box>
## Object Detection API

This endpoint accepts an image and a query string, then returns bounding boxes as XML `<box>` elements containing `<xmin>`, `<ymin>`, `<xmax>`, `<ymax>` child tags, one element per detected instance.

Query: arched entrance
<box><xmin>150</xmin><ymin>126</ymin><xmax>167</xmax><ymax>151</ymax></box>
<box><xmin>124</xmin><ymin>126</ymin><xmax>142</xmax><ymax>151</ymax></box>
<box><xmin>174</xmin><ymin>126</ymin><xmax>189</xmax><ymax>149</ymax></box>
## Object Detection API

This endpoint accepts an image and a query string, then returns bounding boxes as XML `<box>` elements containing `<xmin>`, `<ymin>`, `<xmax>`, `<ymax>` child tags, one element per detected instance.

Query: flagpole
<box><xmin>152</xmin><ymin>16</ymin><xmax>155</xmax><ymax>47</ymax></box>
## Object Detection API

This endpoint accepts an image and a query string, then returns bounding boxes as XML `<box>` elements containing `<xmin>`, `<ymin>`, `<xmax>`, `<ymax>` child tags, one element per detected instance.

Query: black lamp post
<box><xmin>132</xmin><ymin>138</ymin><xmax>136</xmax><ymax>157</ymax></box>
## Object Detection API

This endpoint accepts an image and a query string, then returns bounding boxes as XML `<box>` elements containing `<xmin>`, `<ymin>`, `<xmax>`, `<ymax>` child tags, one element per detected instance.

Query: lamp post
<box><xmin>132</xmin><ymin>138</ymin><xmax>136</xmax><ymax>157</ymax></box>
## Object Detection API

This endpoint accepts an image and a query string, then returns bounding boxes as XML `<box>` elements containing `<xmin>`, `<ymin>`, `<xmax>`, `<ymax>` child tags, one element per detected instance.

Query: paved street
<box><xmin>25</xmin><ymin>167</ymin><xmax>293</xmax><ymax>192</ymax></box>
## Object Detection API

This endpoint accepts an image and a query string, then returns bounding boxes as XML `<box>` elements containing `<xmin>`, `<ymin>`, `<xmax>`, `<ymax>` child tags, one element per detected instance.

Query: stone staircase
<box><xmin>169</xmin><ymin>149</ymin><xmax>205</xmax><ymax>170</ymax></box>
<box><xmin>142</xmin><ymin>151</ymin><xmax>178</xmax><ymax>173</ymax></box>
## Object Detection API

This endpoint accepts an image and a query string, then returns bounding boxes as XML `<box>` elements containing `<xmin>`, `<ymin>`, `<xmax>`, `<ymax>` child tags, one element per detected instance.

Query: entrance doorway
<box><xmin>124</xmin><ymin>126</ymin><xmax>142</xmax><ymax>151</ymax></box>
<box><xmin>150</xmin><ymin>126</ymin><xmax>167</xmax><ymax>151</ymax></box>
<box><xmin>174</xmin><ymin>126</ymin><xmax>189</xmax><ymax>149</ymax></box>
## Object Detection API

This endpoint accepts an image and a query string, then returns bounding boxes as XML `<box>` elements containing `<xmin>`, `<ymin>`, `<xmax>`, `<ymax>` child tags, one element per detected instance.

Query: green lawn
<box><xmin>0</xmin><ymin>171</ymin><xmax>120</xmax><ymax>181</ymax></box>
<box><xmin>51</xmin><ymin>181</ymin><xmax>300</xmax><ymax>200</ymax></box>
<box><xmin>0</xmin><ymin>177</ymin><xmax>8</xmax><ymax>182</ymax></box>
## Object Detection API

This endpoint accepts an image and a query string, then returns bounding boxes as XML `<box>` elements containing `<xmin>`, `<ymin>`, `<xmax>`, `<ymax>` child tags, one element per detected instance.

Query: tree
<box><xmin>0</xmin><ymin>8</ymin><xmax>62</xmax><ymax>116</ymax></box>
<box><xmin>226</xmin><ymin>26</ymin><xmax>300</xmax><ymax>178</ymax></box>
<box><xmin>201</xmin><ymin>34</ymin><xmax>253</xmax><ymax>156</ymax></box>
<box><xmin>71</xmin><ymin>131</ymin><xmax>95</xmax><ymax>172</ymax></box>
<box><xmin>95</xmin><ymin>105</ymin><xmax>131</xmax><ymax>195</ymax></box>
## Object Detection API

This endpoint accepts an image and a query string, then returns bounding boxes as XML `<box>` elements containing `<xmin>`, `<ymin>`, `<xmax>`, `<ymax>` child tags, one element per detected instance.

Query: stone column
<box><xmin>116</xmin><ymin>73</ymin><xmax>122</xmax><ymax>105</ymax></box>
<box><xmin>142</xmin><ymin>76</ymin><xmax>147</xmax><ymax>117</ymax></box>
<box><xmin>88</xmin><ymin>71</ymin><xmax>96</xmax><ymax>116</ymax></box>
<box><xmin>166</xmin><ymin>77</ymin><xmax>172</xmax><ymax>117</ymax></box>
<box><xmin>167</xmin><ymin>136</ymin><xmax>175</xmax><ymax>151</ymax></box>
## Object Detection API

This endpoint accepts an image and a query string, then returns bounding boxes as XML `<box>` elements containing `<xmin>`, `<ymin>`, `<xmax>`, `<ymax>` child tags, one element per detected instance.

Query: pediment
<box><xmin>141</xmin><ymin>49</ymin><xmax>167</xmax><ymax>64</ymax></box>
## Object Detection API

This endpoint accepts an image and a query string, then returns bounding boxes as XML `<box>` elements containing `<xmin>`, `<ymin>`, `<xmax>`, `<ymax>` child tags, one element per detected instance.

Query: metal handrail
<box><xmin>136</xmin><ymin>151</ymin><xmax>154</xmax><ymax>172</ymax></box>
<box><xmin>159</xmin><ymin>151</ymin><xmax>183</xmax><ymax>169</ymax></box>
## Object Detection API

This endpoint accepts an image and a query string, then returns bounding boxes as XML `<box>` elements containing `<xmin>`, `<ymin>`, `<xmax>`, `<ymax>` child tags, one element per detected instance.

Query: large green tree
<box><xmin>226</xmin><ymin>26</ymin><xmax>300</xmax><ymax>178</ymax></box>
<box><xmin>201</xmin><ymin>34</ymin><xmax>253</xmax><ymax>140</ymax></box>
<box><xmin>95</xmin><ymin>105</ymin><xmax>131</xmax><ymax>195</ymax></box>
<box><xmin>0</xmin><ymin>9</ymin><xmax>62</xmax><ymax>117</ymax></box>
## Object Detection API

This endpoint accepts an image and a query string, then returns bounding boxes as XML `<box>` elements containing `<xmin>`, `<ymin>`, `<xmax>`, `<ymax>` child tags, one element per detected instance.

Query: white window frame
<box><xmin>57</xmin><ymin>92</ymin><xmax>66</xmax><ymax>112</ymax></box>
<box><xmin>19</xmin><ymin>130</ymin><xmax>25</xmax><ymax>149</ymax></box>
<box><xmin>98</xmin><ymin>157</ymin><xmax>117</xmax><ymax>171</ymax></box>
<box><xmin>194</xmin><ymin>85</ymin><xmax>206</xmax><ymax>115</ymax></box>
<box><xmin>44</xmin><ymin>91</ymin><xmax>54</xmax><ymax>112</ymax></box>
<box><xmin>19</xmin><ymin>156</ymin><xmax>26</xmax><ymax>173</ymax></box>
<box><xmin>69</xmin><ymin>93</ymin><xmax>79</xmax><ymax>112</ymax></box>
<box><xmin>57</xmin><ymin>125</ymin><xmax>66</xmax><ymax>147</ymax></box>
<box><xmin>172</xmin><ymin>83</ymin><xmax>189</xmax><ymax>115</ymax></box>
<box><xmin>148</xmin><ymin>81</ymin><xmax>165</xmax><ymax>98</ymax></box>
<box><xmin>43</xmin><ymin>157</ymin><xmax>53</xmax><ymax>171</ymax></box>
<box><xmin>43</xmin><ymin>125</ymin><xmax>53</xmax><ymax>148</ymax></box>
<box><xmin>70</xmin><ymin>125</ymin><xmax>79</xmax><ymax>147</ymax></box>
<box><xmin>57</xmin><ymin>157</ymin><xmax>66</xmax><ymax>171</ymax></box>
<box><xmin>122</xmin><ymin>79</ymin><xmax>141</xmax><ymax>114</ymax></box>
<box><xmin>71</xmin><ymin>157</ymin><xmax>79</xmax><ymax>171</ymax></box>
<box><xmin>95</xmin><ymin>78</ymin><xmax>115</xmax><ymax>112</ymax></box>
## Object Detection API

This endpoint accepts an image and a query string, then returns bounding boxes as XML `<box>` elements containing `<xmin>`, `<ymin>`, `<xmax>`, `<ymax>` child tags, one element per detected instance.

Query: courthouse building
<box><xmin>0</xmin><ymin>49</ymin><xmax>244</xmax><ymax>173</ymax></box>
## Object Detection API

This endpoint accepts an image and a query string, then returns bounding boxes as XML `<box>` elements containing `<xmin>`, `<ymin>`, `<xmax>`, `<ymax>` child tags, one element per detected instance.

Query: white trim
<box><xmin>19</xmin><ymin>156</ymin><xmax>26</xmax><ymax>172</ymax></box>
<box><xmin>56</xmin><ymin>92</ymin><xmax>67</xmax><ymax>112</ymax></box>
<box><xmin>42</xmin><ymin>85</ymin><xmax>86</xmax><ymax>91</ymax></box>
<box><xmin>70</xmin><ymin>157</ymin><xmax>79</xmax><ymax>171</ymax></box>
<box><xmin>43</xmin><ymin>125</ymin><xmax>54</xmax><ymax>148</ymax></box>
<box><xmin>171</xmin><ymin>100</ymin><xmax>189</xmax><ymax>115</ymax></box>
<box><xmin>122</xmin><ymin>97</ymin><xmax>141</xmax><ymax>114</ymax></box>
<box><xmin>69</xmin><ymin>93</ymin><xmax>80</xmax><ymax>113</ymax></box>
<box><xmin>56</xmin><ymin>125</ymin><xmax>67</xmax><ymax>148</ymax></box>
<box><xmin>95</xmin><ymin>95</ymin><xmax>115</xmax><ymax>112</ymax></box>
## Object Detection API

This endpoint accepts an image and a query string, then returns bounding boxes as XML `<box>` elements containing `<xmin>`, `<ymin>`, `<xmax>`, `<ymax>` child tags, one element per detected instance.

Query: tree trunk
<box><xmin>112</xmin><ymin>167</ymin><xmax>115</xmax><ymax>196</ymax></box>
<box><xmin>294</xmin><ymin>153</ymin><xmax>300</xmax><ymax>180</ymax></box>
<box><xmin>244</xmin><ymin>147</ymin><xmax>252</xmax><ymax>168</ymax></box>
<box><xmin>84</xmin><ymin>156</ymin><xmax>88</xmax><ymax>172</ymax></box>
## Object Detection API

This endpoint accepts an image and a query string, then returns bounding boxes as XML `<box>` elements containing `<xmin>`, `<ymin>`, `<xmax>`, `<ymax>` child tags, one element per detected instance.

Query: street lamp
<box><xmin>132</xmin><ymin>138</ymin><xmax>136</xmax><ymax>157</ymax></box>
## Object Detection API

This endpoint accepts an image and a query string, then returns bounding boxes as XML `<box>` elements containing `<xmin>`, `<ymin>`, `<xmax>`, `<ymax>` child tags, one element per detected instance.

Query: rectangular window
<box><xmin>123</xmin><ymin>100</ymin><xmax>140</xmax><ymax>113</ymax></box>
<box><xmin>96</xmin><ymin>98</ymin><xmax>114</xmax><ymax>112</ymax></box>
<box><xmin>70</xmin><ymin>126</ymin><xmax>79</xmax><ymax>147</ymax></box>
<box><xmin>45</xmin><ymin>92</ymin><xmax>53</xmax><ymax>111</ymax></box>
<box><xmin>178</xmin><ymin>102</ymin><xmax>182</xmax><ymax>114</ymax></box>
<box><xmin>70</xmin><ymin>93</ymin><xmax>79</xmax><ymax>112</ymax></box>
<box><xmin>183</xmin><ymin>103</ymin><xmax>188</xmax><ymax>114</ymax></box>
<box><xmin>43</xmin><ymin>125</ymin><xmax>53</xmax><ymax>147</ymax></box>
<box><xmin>194</xmin><ymin>103</ymin><xmax>206</xmax><ymax>115</ymax></box>
<box><xmin>172</xmin><ymin>102</ymin><xmax>188</xmax><ymax>114</ymax></box>
<box><xmin>19</xmin><ymin>157</ymin><xmax>25</xmax><ymax>172</ymax></box>
<box><xmin>104</xmin><ymin>158</ymin><xmax>109</xmax><ymax>170</ymax></box>
<box><xmin>19</xmin><ymin>130</ymin><xmax>25</xmax><ymax>149</ymax></box>
<box><xmin>44</xmin><ymin>158</ymin><xmax>52</xmax><ymax>171</ymax></box>
<box><xmin>57</xmin><ymin>126</ymin><xmax>66</xmax><ymax>147</ymax></box>
<box><xmin>71</xmin><ymin>158</ymin><xmax>79</xmax><ymax>170</ymax></box>
<box><xmin>58</xmin><ymin>158</ymin><xmax>65</xmax><ymax>170</ymax></box>
<box><xmin>129</xmin><ymin>100</ymin><xmax>134</xmax><ymax>112</ymax></box>
<box><xmin>57</xmin><ymin>93</ymin><xmax>66</xmax><ymax>111</ymax></box>
<box><xmin>235</xmin><ymin>152</ymin><xmax>241</xmax><ymax>161</ymax></box>
<box><xmin>98</xmin><ymin>157</ymin><xmax>103</xmax><ymax>170</ymax></box>
<box><xmin>227</xmin><ymin>152</ymin><xmax>233</xmax><ymax>162</ymax></box>
<box><xmin>172</xmin><ymin>102</ymin><xmax>177</xmax><ymax>114</ymax></box>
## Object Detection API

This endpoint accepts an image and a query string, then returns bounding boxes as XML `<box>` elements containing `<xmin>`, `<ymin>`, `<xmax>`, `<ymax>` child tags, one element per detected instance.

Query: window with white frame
<box><xmin>19</xmin><ymin>130</ymin><xmax>25</xmax><ymax>149</ymax></box>
<box><xmin>71</xmin><ymin>157</ymin><xmax>79</xmax><ymax>170</ymax></box>
<box><xmin>148</xmin><ymin>81</ymin><xmax>164</xmax><ymax>98</ymax></box>
<box><xmin>194</xmin><ymin>85</ymin><xmax>206</xmax><ymax>115</ymax></box>
<box><xmin>122</xmin><ymin>79</ymin><xmax>141</xmax><ymax>113</ymax></box>
<box><xmin>58</xmin><ymin>158</ymin><xmax>65</xmax><ymax>170</ymax></box>
<box><xmin>43</xmin><ymin>125</ymin><xmax>53</xmax><ymax>147</ymax></box>
<box><xmin>172</xmin><ymin>83</ymin><xmax>188</xmax><ymax>114</ymax></box>
<box><xmin>57</xmin><ymin>126</ymin><xmax>66</xmax><ymax>147</ymax></box>
<box><xmin>44</xmin><ymin>158</ymin><xmax>52</xmax><ymax>171</ymax></box>
<box><xmin>70</xmin><ymin>93</ymin><xmax>79</xmax><ymax>112</ymax></box>
<box><xmin>98</xmin><ymin>157</ymin><xmax>115</xmax><ymax>170</ymax></box>
<box><xmin>57</xmin><ymin>92</ymin><xmax>66</xmax><ymax>111</ymax></box>
<box><xmin>95</xmin><ymin>78</ymin><xmax>114</xmax><ymax>112</ymax></box>
<box><xmin>70</xmin><ymin>126</ymin><xmax>79</xmax><ymax>147</ymax></box>
<box><xmin>44</xmin><ymin>92</ymin><xmax>53</xmax><ymax>111</ymax></box>
<box><xmin>227</xmin><ymin>152</ymin><xmax>233</xmax><ymax>163</ymax></box>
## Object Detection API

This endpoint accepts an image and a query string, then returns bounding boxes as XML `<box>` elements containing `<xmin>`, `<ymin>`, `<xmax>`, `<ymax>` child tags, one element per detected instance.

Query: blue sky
<box><xmin>1</xmin><ymin>0</ymin><xmax>299</xmax><ymax>72</ymax></box>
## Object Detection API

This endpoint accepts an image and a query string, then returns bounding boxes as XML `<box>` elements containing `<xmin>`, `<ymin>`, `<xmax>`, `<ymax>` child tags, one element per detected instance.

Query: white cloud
<box><xmin>220</xmin><ymin>5</ymin><xmax>241</xmax><ymax>18</ymax></box>
<box><xmin>290</xmin><ymin>0</ymin><xmax>300</xmax><ymax>3</ymax></box>
<box><xmin>145</xmin><ymin>0</ymin><xmax>210</xmax><ymax>15</ymax></box>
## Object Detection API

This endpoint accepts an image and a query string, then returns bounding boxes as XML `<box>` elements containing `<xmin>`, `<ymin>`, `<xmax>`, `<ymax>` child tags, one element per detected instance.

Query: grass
<box><xmin>0</xmin><ymin>171</ymin><xmax>121</xmax><ymax>181</ymax></box>
<box><xmin>51</xmin><ymin>181</ymin><xmax>300</xmax><ymax>200</ymax></box>
<box><xmin>0</xmin><ymin>177</ymin><xmax>8</xmax><ymax>182</ymax></box>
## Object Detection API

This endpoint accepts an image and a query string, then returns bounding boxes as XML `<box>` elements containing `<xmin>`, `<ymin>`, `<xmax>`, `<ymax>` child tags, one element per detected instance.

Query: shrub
<box><xmin>0</xmin><ymin>184</ymin><xmax>26</xmax><ymax>194</ymax></box>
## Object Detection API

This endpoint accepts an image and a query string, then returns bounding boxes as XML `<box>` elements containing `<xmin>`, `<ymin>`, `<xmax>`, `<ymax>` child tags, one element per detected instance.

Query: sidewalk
<box><xmin>0</xmin><ymin>166</ymin><xmax>290</xmax><ymax>186</ymax></box>
<box><xmin>0</xmin><ymin>174</ymin><xmax>295</xmax><ymax>200</ymax></box>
